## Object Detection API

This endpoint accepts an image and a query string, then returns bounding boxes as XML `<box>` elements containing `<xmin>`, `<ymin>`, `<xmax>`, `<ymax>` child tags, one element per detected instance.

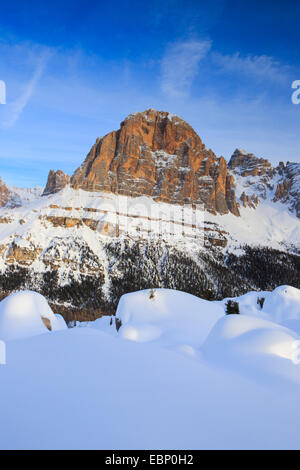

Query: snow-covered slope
<box><xmin>0</xmin><ymin>182</ymin><xmax>298</xmax><ymax>258</ymax></box>
<box><xmin>4</xmin><ymin>185</ymin><xmax>43</xmax><ymax>208</ymax></box>
<box><xmin>0</xmin><ymin>179</ymin><xmax>298</xmax><ymax>315</ymax></box>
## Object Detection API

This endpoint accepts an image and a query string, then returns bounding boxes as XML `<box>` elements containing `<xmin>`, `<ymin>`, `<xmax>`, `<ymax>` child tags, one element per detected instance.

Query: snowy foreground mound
<box><xmin>218</xmin><ymin>285</ymin><xmax>300</xmax><ymax>333</ymax></box>
<box><xmin>0</xmin><ymin>287</ymin><xmax>300</xmax><ymax>449</ymax></box>
<box><xmin>116</xmin><ymin>288</ymin><xmax>224</xmax><ymax>349</ymax></box>
<box><xmin>0</xmin><ymin>290</ymin><xmax>67</xmax><ymax>341</ymax></box>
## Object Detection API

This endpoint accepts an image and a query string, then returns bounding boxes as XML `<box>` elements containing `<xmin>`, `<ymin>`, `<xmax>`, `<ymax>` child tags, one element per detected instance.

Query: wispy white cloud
<box><xmin>0</xmin><ymin>51</ymin><xmax>50</xmax><ymax>128</ymax></box>
<box><xmin>160</xmin><ymin>39</ymin><xmax>211</xmax><ymax>97</ymax></box>
<box><xmin>212</xmin><ymin>52</ymin><xmax>288</xmax><ymax>83</ymax></box>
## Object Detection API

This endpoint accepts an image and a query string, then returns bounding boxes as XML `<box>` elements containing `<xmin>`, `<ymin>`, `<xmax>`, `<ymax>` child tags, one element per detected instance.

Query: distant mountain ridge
<box><xmin>37</xmin><ymin>109</ymin><xmax>300</xmax><ymax>220</ymax></box>
<box><xmin>0</xmin><ymin>178</ymin><xmax>42</xmax><ymax>208</ymax></box>
<box><xmin>228</xmin><ymin>148</ymin><xmax>300</xmax><ymax>217</ymax></box>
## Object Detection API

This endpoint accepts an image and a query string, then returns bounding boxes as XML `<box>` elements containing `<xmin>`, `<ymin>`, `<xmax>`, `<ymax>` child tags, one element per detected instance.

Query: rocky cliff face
<box><xmin>274</xmin><ymin>162</ymin><xmax>300</xmax><ymax>218</ymax></box>
<box><xmin>0</xmin><ymin>178</ymin><xmax>12</xmax><ymax>207</ymax></box>
<box><xmin>228</xmin><ymin>149</ymin><xmax>300</xmax><ymax>218</ymax></box>
<box><xmin>43</xmin><ymin>170</ymin><xmax>70</xmax><ymax>196</ymax></box>
<box><xmin>71</xmin><ymin>109</ymin><xmax>240</xmax><ymax>216</ymax></box>
<box><xmin>228</xmin><ymin>149</ymin><xmax>273</xmax><ymax>177</ymax></box>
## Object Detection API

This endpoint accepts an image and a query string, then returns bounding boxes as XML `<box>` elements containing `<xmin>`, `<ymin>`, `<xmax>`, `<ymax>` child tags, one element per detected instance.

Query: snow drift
<box><xmin>115</xmin><ymin>287</ymin><xmax>300</xmax><ymax>387</ymax></box>
<box><xmin>263</xmin><ymin>285</ymin><xmax>300</xmax><ymax>333</ymax></box>
<box><xmin>202</xmin><ymin>313</ymin><xmax>300</xmax><ymax>386</ymax></box>
<box><xmin>219</xmin><ymin>285</ymin><xmax>300</xmax><ymax>334</ymax></box>
<box><xmin>0</xmin><ymin>290</ymin><xmax>67</xmax><ymax>341</ymax></box>
<box><xmin>116</xmin><ymin>288</ymin><xmax>224</xmax><ymax>348</ymax></box>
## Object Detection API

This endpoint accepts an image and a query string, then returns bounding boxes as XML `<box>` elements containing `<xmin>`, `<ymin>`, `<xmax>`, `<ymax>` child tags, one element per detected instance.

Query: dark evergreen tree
<box><xmin>225</xmin><ymin>300</ymin><xmax>240</xmax><ymax>314</ymax></box>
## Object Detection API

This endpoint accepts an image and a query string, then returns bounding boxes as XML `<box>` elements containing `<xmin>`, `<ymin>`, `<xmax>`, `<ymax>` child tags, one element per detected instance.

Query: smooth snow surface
<box><xmin>203</xmin><ymin>314</ymin><xmax>300</xmax><ymax>387</ymax></box>
<box><xmin>0</xmin><ymin>286</ymin><xmax>300</xmax><ymax>449</ymax></box>
<box><xmin>263</xmin><ymin>286</ymin><xmax>300</xmax><ymax>324</ymax></box>
<box><xmin>0</xmin><ymin>290</ymin><xmax>66</xmax><ymax>341</ymax></box>
<box><xmin>79</xmin><ymin>315</ymin><xmax>118</xmax><ymax>337</ymax></box>
<box><xmin>54</xmin><ymin>314</ymin><xmax>68</xmax><ymax>331</ymax></box>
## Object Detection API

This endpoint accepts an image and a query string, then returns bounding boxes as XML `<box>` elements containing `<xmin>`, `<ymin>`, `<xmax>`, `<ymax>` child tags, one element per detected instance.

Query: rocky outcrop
<box><xmin>5</xmin><ymin>242</ymin><xmax>42</xmax><ymax>266</ymax></box>
<box><xmin>228</xmin><ymin>149</ymin><xmax>300</xmax><ymax>218</ymax></box>
<box><xmin>0</xmin><ymin>179</ymin><xmax>10</xmax><ymax>206</ymax></box>
<box><xmin>45</xmin><ymin>216</ymin><xmax>82</xmax><ymax>228</ymax></box>
<box><xmin>44</xmin><ymin>215</ymin><xmax>100</xmax><ymax>231</ymax></box>
<box><xmin>274</xmin><ymin>179</ymin><xmax>291</xmax><ymax>203</ymax></box>
<box><xmin>0</xmin><ymin>216</ymin><xmax>12</xmax><ymax>224</ymax></box>
<box><xmin>225</xmin><ymin>174</ymin><xmax>240</xmax><ymax>215</ymax></box>
<box><xmin>71</xmin><ymin>109</ymin><xmax>240</xmax><ymax>216</ymax></box>
<box><xmin>43</xmin><ymin>170</ymin><xmax>70</xmax><ymax>196</ymax></box>
<box><xmin>228</xmin><ymin>149</ymin><xmax>273</xmax><ymax>177</ymax></box>
<box><xmin>280</xmin><ymin>162</ymin><xmax>300</xmax><ymax>218</ymax></box>
<box><xmin>0</xmin><ymin>178</ymin><xmax>13</xmax><ymax>207</ymax></box>
<box><xmin>240</xmin><ymin>192</ymin><xmax>259</xmax><ymax>209</ymax></box>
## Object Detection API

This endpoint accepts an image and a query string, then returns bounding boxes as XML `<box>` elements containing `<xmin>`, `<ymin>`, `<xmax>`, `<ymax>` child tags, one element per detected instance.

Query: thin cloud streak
<box><xmin>1</xmin><ymin>53</ymin><xmax>50</xmax><ymax>128</ymax></box>
<box><xmin>160</xmin><ymin>39</ymin><xmax>211</xmax><ymax>97</ymax></box>
<box><xmin>212</xmin><ymin>52</ymin><xmax>289</xmax><ymax>83</ymax></box>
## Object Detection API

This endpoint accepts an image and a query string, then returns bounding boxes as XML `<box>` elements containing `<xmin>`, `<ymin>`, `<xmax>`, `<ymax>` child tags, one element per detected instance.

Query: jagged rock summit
<box><xmin>43</xmin><ymin>170</ymin><xmax>70</xmax><ymax>196</ymax></box>
<box><xmin>274</xmin><ymin>161</ymin><xmax>300</xmax><ymax>217</ymax></box>
<box><xmin>228</xmin><ymin>148</ymin><xmax>273</xmax><ymax>177</ymax></box>
<box><xmin>71</xmin><ymin>109</ymin><xmax>240</xmax><ymax>216</ymax></box>
<box><xmin>228</xmin><ymin>148</ymin><xmax>300</xmax><ymax>218</ymax></box>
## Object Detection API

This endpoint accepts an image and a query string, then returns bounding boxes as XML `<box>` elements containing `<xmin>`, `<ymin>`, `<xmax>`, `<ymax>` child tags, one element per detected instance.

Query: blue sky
<box><xmin>0</xmin><ymin>0</ymin><xmax>299</xmax><ymax>187</ymax></box>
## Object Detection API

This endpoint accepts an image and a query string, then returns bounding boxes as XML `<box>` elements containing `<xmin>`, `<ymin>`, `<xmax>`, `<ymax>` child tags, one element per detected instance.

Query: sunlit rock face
<box><xmin>71</xmin><ymin>109</ymin><xmax>240</xmax><ymax>216</ymax></box>
<box><xmin>43</xmin><ymin>170</ymin><xmax>70</xmax><ymax>196</ymax></box>
<box><xmin>228</xmin><ymin>148</ymin><xmax>273</xmax><ymax>177</ymax></box>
